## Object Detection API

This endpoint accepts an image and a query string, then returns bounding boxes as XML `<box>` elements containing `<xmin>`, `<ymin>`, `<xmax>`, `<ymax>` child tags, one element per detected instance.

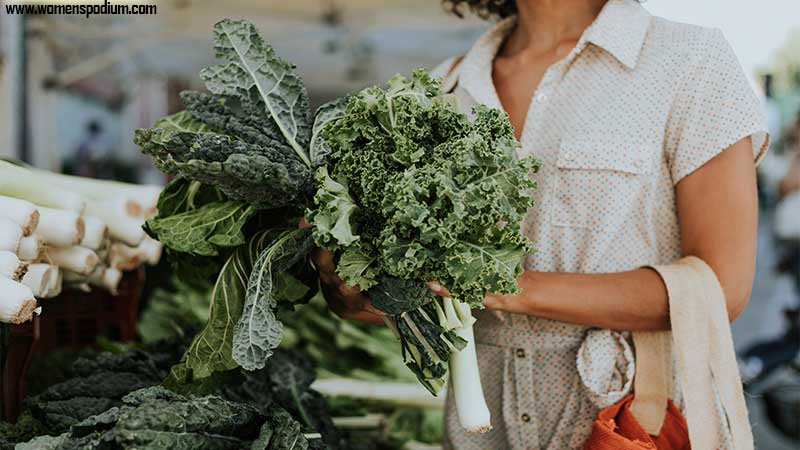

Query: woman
<box><xmin>313</xmin><ymin>0</ymin><xmax>769</xmax><ymax>448</ymax></box>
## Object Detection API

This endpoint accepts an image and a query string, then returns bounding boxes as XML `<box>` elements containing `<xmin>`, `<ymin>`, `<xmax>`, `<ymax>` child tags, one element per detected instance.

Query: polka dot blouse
<box><xmin>431</xmin><ymin>0</ymin><xmax>769</xmax><ymax>449</ymax></box>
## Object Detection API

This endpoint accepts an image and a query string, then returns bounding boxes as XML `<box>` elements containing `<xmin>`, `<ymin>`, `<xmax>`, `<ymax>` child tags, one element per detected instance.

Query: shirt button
<box><xmin>521</xmin><ymin>413</ymin><xmax>531</xmax><ymax>422</ymax></box>
<box><xmin>564</xmin><ymin>151</ymin><xmax>574</xmax><ymax>161</ymax></box>
<box><xmin>516</xmin><ymin>348</ymin><xmax>525</xmax><ymax>358</ymax></box>
<box><xmin>535</xmin><ymin>92</ymin><xmax>547</xmax><ymax>102</ymax></box>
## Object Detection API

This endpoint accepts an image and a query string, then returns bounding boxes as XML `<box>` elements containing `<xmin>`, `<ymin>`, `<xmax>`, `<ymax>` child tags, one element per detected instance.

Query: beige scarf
<box><xmin>630</xmin><ymin>256</ymin><xmax>753</xmax><ymax>450</ymax></box>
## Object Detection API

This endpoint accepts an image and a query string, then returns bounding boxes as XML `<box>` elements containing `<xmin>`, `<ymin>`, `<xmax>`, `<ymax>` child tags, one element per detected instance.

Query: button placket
<box><xmin>512</xmin><ymin>343</ymin><xmax>538</xmax><ymax>448</ymax></box>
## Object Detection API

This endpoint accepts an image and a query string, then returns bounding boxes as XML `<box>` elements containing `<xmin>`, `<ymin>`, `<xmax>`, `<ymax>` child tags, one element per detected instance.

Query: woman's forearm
<box><xmin>485</xmin><ymin>268</ymin><xmax>670</xmax><ymax>331</ymax></box>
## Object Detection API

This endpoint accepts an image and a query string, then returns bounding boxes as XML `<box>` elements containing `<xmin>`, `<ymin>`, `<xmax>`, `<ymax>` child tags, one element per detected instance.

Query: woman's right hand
<box><xmin>310</xmin><ymin>247</ymin><xmax>386</xmax><ymax>325</ymax></box>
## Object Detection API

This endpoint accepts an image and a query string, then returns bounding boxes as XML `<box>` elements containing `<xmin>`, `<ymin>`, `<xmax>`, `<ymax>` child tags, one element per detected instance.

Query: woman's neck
<box><xmin>502</xmin><ymin>0</ymin><xmax>608</xmax><ymax>58</ymax></box>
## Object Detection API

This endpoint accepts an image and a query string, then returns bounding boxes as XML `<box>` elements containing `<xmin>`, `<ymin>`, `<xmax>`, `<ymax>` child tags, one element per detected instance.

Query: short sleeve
<box><xmin>664</xmin><ymin>28</ymin><xmax>769</xmax><ymax>185</ymax></box>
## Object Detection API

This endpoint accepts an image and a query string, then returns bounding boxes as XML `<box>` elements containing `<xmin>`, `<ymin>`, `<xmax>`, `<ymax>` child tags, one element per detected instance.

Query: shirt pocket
<box><xmin>552</xmin><ymin>137</ymin><xmax>653</xmax><ymax>230</ymax></box>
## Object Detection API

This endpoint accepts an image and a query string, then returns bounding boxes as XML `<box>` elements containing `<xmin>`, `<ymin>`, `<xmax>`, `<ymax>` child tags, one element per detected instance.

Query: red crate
<box><xmin>0</xmin><ymin>268</ymin><xmax>144</xmax><ymax>422</ymax></box>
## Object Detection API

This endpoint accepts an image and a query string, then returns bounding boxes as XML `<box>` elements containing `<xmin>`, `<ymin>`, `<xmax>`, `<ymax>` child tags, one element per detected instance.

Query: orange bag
<box><xmin>583</xmin><ymin>394</ymin><xmax>690</xmax><ymax>450</ymax></box>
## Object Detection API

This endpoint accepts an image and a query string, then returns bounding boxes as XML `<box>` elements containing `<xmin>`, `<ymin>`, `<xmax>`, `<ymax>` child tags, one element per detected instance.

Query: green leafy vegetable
<box><xmin>233</xmin><ymin>228</ymin><xmax>315</xmax><ymax>371</ymax></box>
<box><xmin>145</xmin><ymin>201</ymin><xmax>256</xmax><ymax>256</ymax></box>
<box><xmin>168</xmin><ymin>231</ymin><xmax>276</xmax><ymax>384</ymax></box>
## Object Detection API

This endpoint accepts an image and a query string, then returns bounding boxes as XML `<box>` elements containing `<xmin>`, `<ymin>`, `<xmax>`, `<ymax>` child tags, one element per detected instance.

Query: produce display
<box><xmin>0</xmin><ymin>337</ymin><xmax>338</xmax><ymax>449</ymax></box>
<box><xmin>0</xmin><ymin>162</ymin><xmax>163</xmax><ymax>324</ymax></box>
<box><xmin>135</xmin><ymin>18</ymin><xmax>538</xmax><ymax>434</ymax></box>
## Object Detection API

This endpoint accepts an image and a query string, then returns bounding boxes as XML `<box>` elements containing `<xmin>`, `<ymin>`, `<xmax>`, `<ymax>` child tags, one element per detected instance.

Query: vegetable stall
<box><xmin>1</xmin><ymin>18</ymin><xmax>537</xmax><ymax>450</ymax></box>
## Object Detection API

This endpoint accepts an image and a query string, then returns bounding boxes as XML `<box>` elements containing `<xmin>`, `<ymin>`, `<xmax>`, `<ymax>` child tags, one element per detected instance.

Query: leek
<box><xmin>0</xmin><ymin>161</ymin><xmax>86</xmax><ymax>212</ymax></box>
<box><xmin>0</xmin><ymin>217</ymin><xmax>23</xmax><ymax>253</ymax></box>
<box><xmin>26</xmin><ymin>166</ymin><xmax>161</xmax><ymax>213</ymax></box>
<box><xmin>80</xmin><ymin>216</ymin><xmax>108</xmax><ymax>250</ymax></box>
<box><xmin>0</xmin><ymin>195</ymin><xmax>39</xmax><ymax>236</ymax></box>
<box><xmin>20</xmin><ymin>263</ymin><xmax>57</xmax><ymax>297</ymax></box>
<box><xmin>17</xmin><ymin>234</ymin><xmax>43</xmax><ymax>261</ymax></box>
<box><xmin>45</xmin><ymin>246</ymin><xmax>98</xmax><ymax>275</ymax></box>
<box><xmin>37</xmin><ymin>207</ymin><xmax>85</xmax><ymax>247</ymax></box>
<box><xmin>0</xmin><ymin>250</ymin><xmax>27</xmax><ymax>281</ymax></box>
<box><xmin>85</xmin><ymin>197</ymin><xmax>145</xmax><ymax>246</ymax></box>
<box><xmin>0</xmin><ymin>277</ymin><xmax>37</xmax><ymax>324</ymax></box>
<box><xmin>64</xmin><ymin>265</ymin><xmax>122</xmax><ymax>294</ymax></box>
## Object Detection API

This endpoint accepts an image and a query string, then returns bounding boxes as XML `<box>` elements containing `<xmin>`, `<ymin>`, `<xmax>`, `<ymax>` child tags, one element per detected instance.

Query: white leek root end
<box><xmin>18</xmin><ymin>234</ymin><xmax>43</xmax><ymax>261</ymax></box>
<box><xmin>0</xmin><ymin>250</ymin><xmax>28</xmax><ymax>281</ymax></box>
<box><xmin>21</xmin><ymin>263</ymin><xmax>57</xmax><ymax>297</ymax></box>
<box><xmin>0</xmin><ymin>277</ymin><xmax>37</xmax><ymax>324</ymax></box>
<box><xmin>45</xmin><ymin>246</ymin><xmax>99</xmax><ymax>275</ymax></box>
<box><xmin>85</xmin><ymin>197</ymin><xmax>145</xmax><ymax>246</ymax></box>
<box><xmin>79</xmin><ymin>216</ymin><xmax>108</xmax><ymax>250</ymax></box>
<box><xmin>0</xmin><ymin>195</ymin><xmax>39</xmax><ymax>236</ymax></box>
<box><xmin>37</xmin><ymin>207</ymin><xmax>85</xmax><ymax>247</ymax></box>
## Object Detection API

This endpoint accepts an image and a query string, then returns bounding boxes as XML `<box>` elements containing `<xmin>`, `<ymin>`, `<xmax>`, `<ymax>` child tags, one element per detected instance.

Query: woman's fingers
<box><xmin>428</xmin><ymin>280</ymin><xmax>451</xmax><ymax>297</ymax></box>
<box><xmin>310</xmin><ymin>247</ymin><xmax>336</xmax><ymax>273</ymax></box>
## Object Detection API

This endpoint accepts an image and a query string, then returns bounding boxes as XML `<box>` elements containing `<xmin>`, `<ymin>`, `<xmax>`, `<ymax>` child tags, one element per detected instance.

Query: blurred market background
<box><xmin>0</xmin><ymin>1</ymin><xmax>799</xmax><ymax>448</ymax></box>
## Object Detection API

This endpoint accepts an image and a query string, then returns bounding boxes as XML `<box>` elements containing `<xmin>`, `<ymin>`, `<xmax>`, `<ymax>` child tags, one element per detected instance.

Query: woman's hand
<box><xmin>310</xmin><ymin>247</ymin><xmax>385</xmax><ymax>325</ymax></box>
<box><xmin>301</xmin><ymin>216</ymin><xmax>384</xmax><ymax>324</ymax></box>
<box><xmin>427</xmin><ymin>281</ymin><xmax>513</xmax><ymax>312</ymax></box>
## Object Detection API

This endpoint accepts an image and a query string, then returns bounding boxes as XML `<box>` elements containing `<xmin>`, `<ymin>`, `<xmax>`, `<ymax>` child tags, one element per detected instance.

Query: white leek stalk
<box><xmin>45</xmin><ymin>246</ymin><xmax>98</xmax><ymax>275</ymax></box>
<box><xmin>27</xmin><ymin>167</ymin><xmax>161</xmax><ymax>213</ymax></box>
<box><xmin>0</xmin><ymin>250</ymin><xmax>27</xmax><ymax>281</ymax></box>
<box><xmin>79</xmin><ymin>216</ymin><xmax>108</xmax><ymax>250</ymax></box>
<box><xmin>109</xmin><ymin>241</ymin><xmax>144</xmax><ymax>270</ymax></box>
<box><xmin>85</xmin><ymin>197</ymin><xmax>145</xmax><ymax>246</ymax></box>
<box><xmin>17</xmin><ymin>234</ymin><xmax>43</xmax><ymax>261</ymax></box>
<box><xmin>0</xmin><ymin>277</ymin><xmax>37</xmax><ymax>324</ymax></box>
<box><xmin>445</xmin><ymin>298</ymin><xmax>491</xmax><ymax>433</ymax></box>
<box><xmin>139</xmin><ymin>236</ymin><xmax>162</xmax><ymax>265</ymax></box>
<box><xmin>0</xmin><ymin>195</ymin><xmax>39</xmax><ymax>236</ymax></box>
<box><xmin>44</xmin><ymin>267</ymin><xmax>63</xmax><ymax>298</ymax></box>
<box><xmin>0</xmin><ymin>217</ymin><xmax>23</xmax><ymax>253</ymax></box>
<box><xmin>0</xmin><ymin>161</ymin><xmax>86</xmax><ymax>212</ymax></box>
<box><xmin>37</xmin><ymin>207</ymin><xmax>85</xmax><ymax>247</ymax></box>
<box><xmin>64</xmin><ymin>265</ymin><xmax>122</xmax><ymax>294</ymax></box>
<box><xmin>20</xmin><ymin>263</ymin><xmax>58</xmax><ymax>297</ymax></box>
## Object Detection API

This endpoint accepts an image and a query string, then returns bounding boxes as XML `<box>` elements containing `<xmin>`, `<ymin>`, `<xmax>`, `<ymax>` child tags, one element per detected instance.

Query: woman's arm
<box><xmin>468</xmin><ymin>137</ymin><xmax>759</xmax><ymax>331</ymax></box>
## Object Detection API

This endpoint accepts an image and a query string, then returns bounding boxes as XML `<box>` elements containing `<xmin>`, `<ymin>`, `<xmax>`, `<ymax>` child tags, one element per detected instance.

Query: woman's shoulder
<box><xmin>644</xmin><ymin>16</ymin><xmax>733</xmax><ymax>68</ymax></box>
<box><xmin>430</xmin><ymin>56</ymin><xmax>463</xmax><ymax>80</ymax></box>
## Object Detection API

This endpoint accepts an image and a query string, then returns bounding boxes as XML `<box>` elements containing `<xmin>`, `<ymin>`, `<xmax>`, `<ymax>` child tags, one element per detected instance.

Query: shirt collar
<box><xmin>583</xmin><ymin>0</ymin><xmax>652</xmax><ymax>70</ymax></box>
<box><xmin>456</xmin><ymin>0</ymin><xmax>651</xmax><ymax>107</ymax></box>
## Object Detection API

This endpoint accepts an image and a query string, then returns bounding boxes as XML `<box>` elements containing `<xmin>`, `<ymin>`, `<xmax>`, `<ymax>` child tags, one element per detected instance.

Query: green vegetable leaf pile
<box><xmin>135</xmin><ymin>18</ymin><xmax>538</xmax><ymax>407</ymax></box>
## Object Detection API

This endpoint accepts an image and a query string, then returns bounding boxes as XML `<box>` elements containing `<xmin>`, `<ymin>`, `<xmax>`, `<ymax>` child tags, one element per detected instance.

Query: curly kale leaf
<box><xmin>309</xmin><ymin>97</ymin><xmax>348</xmax><ymax>166</ymax></box>
<box><xmin>232</xmin><ymin>228</ymin><xmax>315</xmax><ymax>370</ymax></box>
<box><xmin>312</xmin><ymin>71</ymin><xmax>538</xmax><ymax>306</ymax></box>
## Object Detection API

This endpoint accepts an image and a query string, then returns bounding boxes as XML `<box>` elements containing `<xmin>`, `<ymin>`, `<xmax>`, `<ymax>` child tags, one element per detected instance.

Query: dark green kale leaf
<box><xmin>368</xmin><ymin>276</ymin><xmax>435</xmax><ymax>315</ymax></box>
<box><xmin>232</xmin><ymin>228</ymin><xmax>315</xmax><ymax>371</ymax></box>
<box><xmin>168</xmin><ymin>230</ymin><xmax>278</xmax><ymax>385</ymax></box>
<box><xmin>145</xmin><ymin>200</ymin><xmax>256</xmax><ymax>256</ymax></box>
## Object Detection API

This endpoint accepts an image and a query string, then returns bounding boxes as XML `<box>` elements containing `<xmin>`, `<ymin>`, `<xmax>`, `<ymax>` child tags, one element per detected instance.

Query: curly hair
<box><xmin>442</xmin><ymin>0</ymin><xmax>517</xmax><ymax>19</ymax></box>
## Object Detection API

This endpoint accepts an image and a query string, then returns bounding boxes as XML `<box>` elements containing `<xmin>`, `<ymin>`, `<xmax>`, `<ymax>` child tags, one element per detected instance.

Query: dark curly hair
<box><xmin>442</xmin><ymin>0</ymin><xmax>517</xmax><ymax>19</ymax></box>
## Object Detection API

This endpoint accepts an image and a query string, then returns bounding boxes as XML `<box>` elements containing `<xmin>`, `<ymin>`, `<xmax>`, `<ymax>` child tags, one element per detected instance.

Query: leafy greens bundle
<box><xmin>135</xmin><ymin>19</ymin><xmax>538</xmax><ymax>433</ymax></box>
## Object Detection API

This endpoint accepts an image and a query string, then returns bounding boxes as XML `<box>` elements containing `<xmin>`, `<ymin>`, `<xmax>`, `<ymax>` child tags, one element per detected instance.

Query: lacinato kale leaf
<box><xmin>134</xmin><ymin>18</ymin><xmax>316</xmax><ymax>210</ymax></box>
<box><xmin>200</xmin><ymin>19</ymin><xmax>312</xmax><ymax>165</ymax></box>
<box><xmin>168</xmin><ymin>230</ymin><xmax>277</xmax><ymax>384</ymax></box>
<box><xmin>233</xmin><ymin>228</ymin><xmax>315</xmax><ymax>371</ymax></box>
